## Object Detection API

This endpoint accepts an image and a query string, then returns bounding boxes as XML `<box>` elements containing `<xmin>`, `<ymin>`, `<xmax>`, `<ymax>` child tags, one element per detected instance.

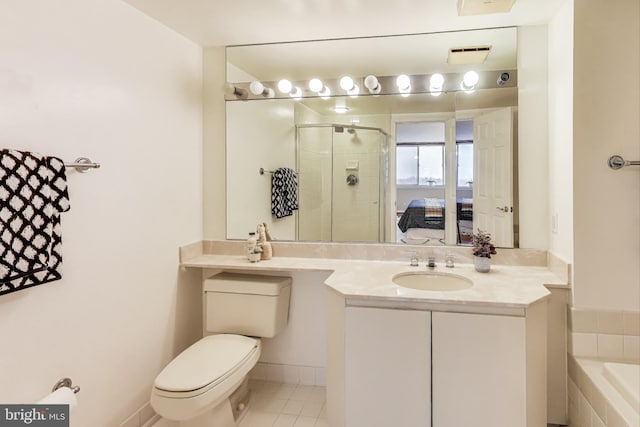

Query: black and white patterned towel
<box><xmin>271</xmin><ymin>167</ymin><xmax>298</xmax><ymax>219</ymax></box>
<box><xmin>0</xmin><ymin>149</ymin><xmax>70</xmax><ymax>296</ymax></box>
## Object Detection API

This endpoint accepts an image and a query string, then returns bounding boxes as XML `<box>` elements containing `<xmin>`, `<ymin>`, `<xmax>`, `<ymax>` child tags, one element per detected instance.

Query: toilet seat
<box><xmin>153</xmin><ymin>334</ymin><xmax>260</xmax><ymax>399</ymax></box>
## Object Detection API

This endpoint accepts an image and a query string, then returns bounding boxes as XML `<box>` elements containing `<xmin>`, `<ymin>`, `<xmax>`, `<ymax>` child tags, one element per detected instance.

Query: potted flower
<box><xmin>471</xmin><ymin>229</ymin><xmax>497</xmax><ymax>272</ymax></box>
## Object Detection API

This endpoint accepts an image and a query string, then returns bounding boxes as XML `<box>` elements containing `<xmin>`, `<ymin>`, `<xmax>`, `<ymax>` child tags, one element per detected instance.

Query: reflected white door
<box><xmin>473</xmin><ymin>107</ymin><xmax>514</xmax><ymax>248</ymax></box>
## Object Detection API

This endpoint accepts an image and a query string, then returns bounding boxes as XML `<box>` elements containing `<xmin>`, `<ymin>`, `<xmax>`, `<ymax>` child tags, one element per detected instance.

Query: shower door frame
<box><xmin>295</xmin><ymin>123</ymin><xmax>389</xmax><ymax>243</ymax></box>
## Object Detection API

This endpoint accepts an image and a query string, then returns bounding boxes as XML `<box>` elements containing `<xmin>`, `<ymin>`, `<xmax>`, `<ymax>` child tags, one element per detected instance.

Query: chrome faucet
<box><xmin>410</xmin><ymin>252</ymin><xmax>419</xmax><ymax>267</ymax></box>
<box><xmin>427</xmin><ymin>256</ymin><xmax>436</xmax><ymax>269</ymax></box>
<box><xmin>446</xmin><ymin>254</ymin><xmax>455</xmax><ymax>268</ymax></box>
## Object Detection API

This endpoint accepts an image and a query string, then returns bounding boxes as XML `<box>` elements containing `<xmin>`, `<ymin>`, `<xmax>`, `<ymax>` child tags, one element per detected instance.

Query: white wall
<box><xmin>572</xmin><ymin>0</ymin><xmax>640</xmax><ymax>310</ymax></box>
<box><xmin>517</xmin><ymin>26</ymin><xmax>550</xmax><ymax>250</ymax></box>
<box><xmin>259</xmin><ymin>271</ymin><xmax>329</xmax><ymax>369</ymax></box>
<box><xmin>547</xmin><ymin>1</ymin><xmax>574</xmax><ymax>264</ymax></box>
<box><xmin>203</xmin><ymin>47</ymin><xmax>227</xmax><ymax>240</ymax></box>
<box><xmin>0</xmin><ymin>1</ymin><xmax>203</xmax><ymax>426</ymax></box>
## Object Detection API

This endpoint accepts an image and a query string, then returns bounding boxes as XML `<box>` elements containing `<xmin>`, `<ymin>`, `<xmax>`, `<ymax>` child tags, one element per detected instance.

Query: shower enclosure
<box><xmin>296</xmin><ymin>124</ymin><xmax>388</xmax><ymax>242</ymax></box>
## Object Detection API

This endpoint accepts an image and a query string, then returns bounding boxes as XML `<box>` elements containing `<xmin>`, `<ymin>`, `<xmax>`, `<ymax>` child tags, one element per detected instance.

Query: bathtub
<box><xmin>572</xmin><ymin>357</ymin><xmax>640</xmax><ymax>426</ymax></box>
<box><xmin>604</xmin><ymin>362</ymin><xmax>640</xmax><ymax>412</ymax></box>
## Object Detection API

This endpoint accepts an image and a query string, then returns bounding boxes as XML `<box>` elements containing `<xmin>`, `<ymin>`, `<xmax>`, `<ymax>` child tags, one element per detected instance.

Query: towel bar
<box><xmin>64</xmin><ymin>157</ymin><xmax>100</xmax><ymax>173</ymax></box>
<box><xmin>608</xmin><ymin>155</ymin><xmax>640</xmax><ymax>170</ymax></box>
<box><xmin>259</xmin><ymin>167</ymin><xmax>298</xmax><ymax>175</ymax></box>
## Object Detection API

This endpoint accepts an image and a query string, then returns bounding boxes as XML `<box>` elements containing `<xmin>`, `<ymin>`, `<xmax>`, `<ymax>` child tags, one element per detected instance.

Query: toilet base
<box><xmin>179</xmin><ymin>399</ymin><xmax>235</xmax><ymax>427</ymax></box>
<box><xmin>173</xmin><ymin>377</ymin><xmax>251</xmax><ymax>427</ymax></box>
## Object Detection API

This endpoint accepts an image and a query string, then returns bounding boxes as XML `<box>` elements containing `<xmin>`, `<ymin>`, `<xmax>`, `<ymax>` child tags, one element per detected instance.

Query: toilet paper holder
<box><xmin>53</xmin><ymin>377</ymin><xmax>80</xmax><ymax>394</ymax></box>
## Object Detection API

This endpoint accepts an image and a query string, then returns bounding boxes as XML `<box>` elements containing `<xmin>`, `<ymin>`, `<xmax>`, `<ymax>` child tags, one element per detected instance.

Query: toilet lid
<box><xmin>154</xmin><ymin>334</ymin><xmax>258</xmax><ymax>393</ymax></box>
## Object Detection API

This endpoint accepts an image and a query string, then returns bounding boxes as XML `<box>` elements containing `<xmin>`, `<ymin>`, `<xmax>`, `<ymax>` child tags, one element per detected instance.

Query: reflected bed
<box><xmin>397</xmin><ymin>198</ymin><xmax>473</xmax><ymax>244</ymax></box>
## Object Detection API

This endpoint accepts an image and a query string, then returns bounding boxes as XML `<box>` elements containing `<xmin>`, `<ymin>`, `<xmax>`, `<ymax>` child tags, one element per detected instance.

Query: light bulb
<box><xmin>429</xmin><ymin>73</ymin><xmax>444</xmax><ymax>97</ymax></box>
<box><xmin>289</xmin><ymin>87</ymin><xmax>302</xmax><ymax>100</ymax></box>
<box><xmin>277</xmin><ymin>79</ymin><xmax>293</xmax><ymax>94</ymax></box>
<box><xmin>308</xmin><ymin>78</ymin><xmax>324</xmax><ymax>92</ymax></box>
<box><xmin>347</xmin><ymin>84</ymin><xmax>359</xmax><ymax>98</ymax></box>
<box><xmin>463</xmin><ymin>71</ymin><xmax>479</xmax><ymax>87</ymax></box>
<box><xmin>429</xmin><ymin>74</ymin><xmax>444</xmax><ymax>90</ymax></box>
<box><xmin>396</xmin><ymin>74</ymin><xmax>411</xmax><ymax>92</ymax></box>
<box><xmin>319</xmin><ymin>86</ymin><xmax>331</xmax><ymax>99</ymax></box>
<box><xmin>249</xmin><ymin>81</ymin><xmax>265</xmax><ymax>95</ymax></box>
<box><xmin>364</xmin><ymin>75</ymin><xmax>381</xmax><ymax>94</ymax></box>
<box><xmin>340</xmin><ymin>76</ymin><xmax>355</xmax><ymax>91</ymax></box>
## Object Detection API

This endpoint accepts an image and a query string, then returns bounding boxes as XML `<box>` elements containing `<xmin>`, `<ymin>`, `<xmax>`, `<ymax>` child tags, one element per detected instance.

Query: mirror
<box><xmin>225</xmin><ymin>27</ymin><xmax>518</xmax><ymax>247</ymax></box>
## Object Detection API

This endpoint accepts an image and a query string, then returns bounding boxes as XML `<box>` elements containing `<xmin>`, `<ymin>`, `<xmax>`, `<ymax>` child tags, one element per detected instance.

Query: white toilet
<box><xmin>150</xmin><ymin>272</ymin><xmax>292</xmax><ymax>427</ymax></box>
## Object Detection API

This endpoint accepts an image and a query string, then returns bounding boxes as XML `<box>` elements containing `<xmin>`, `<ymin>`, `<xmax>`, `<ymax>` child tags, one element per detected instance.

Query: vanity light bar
<box><xmin>225</xmin><ymin>69</ymin><xmax>516</xmax><ymax>101</ymax></box>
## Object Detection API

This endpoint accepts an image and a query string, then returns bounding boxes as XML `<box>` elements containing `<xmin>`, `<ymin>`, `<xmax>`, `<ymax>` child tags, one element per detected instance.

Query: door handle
<box><xmin>496</xmin><ymin>206</ymin><xmax>509</xmax><ymax>212</ymax></box>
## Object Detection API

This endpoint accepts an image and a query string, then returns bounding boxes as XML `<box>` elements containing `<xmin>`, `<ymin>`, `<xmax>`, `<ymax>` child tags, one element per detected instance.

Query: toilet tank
<box><xmin>204</xmin><ymin>272</ymin><xmax>291</xmax><ymax>338</ymax></box>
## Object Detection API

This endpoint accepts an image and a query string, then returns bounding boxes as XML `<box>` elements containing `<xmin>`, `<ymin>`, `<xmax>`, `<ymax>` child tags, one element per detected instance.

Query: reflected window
<box><xmin>396</xmin><ymin>121</ymin><xmax>445</xmax><ymax>186</ymax></box>
<box><xmin>457</xmin><ymin>142</ymin><xmax>473</xmax><ymax>187</ymax></box>
<box><xmin>456</xmin><ymin>120</ymin><xmax>474</xmax><ymax>187</ymax></box>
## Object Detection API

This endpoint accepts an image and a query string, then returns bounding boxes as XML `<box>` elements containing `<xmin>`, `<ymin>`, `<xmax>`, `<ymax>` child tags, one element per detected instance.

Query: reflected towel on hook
<box><xmin>271</xmin><ymin>168</ymin><xmax>298</xmax><ymax>219</ymax></box>
<box><xmin>0</xmin><ymin>149</ymin><xmax>70</xmax><ymax>296</ymax></box>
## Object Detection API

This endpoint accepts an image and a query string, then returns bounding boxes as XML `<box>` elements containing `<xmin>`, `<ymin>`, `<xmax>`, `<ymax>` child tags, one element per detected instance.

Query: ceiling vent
<box><xmin>447</xmin><ymin>46</ymin><xmax>491</xmax><ymax>65</ymax></box>
<box><xmin>457</xmin><ymin>0</ymin><xmax>516</xmax><ymax>16</ymax></box>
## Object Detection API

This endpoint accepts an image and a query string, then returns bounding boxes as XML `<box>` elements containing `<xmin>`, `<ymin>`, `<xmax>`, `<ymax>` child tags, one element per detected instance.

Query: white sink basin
<box><xmin>392</xmin><ymin>271</ymin><xmax>473</xmax><ymax>291</ymax></box>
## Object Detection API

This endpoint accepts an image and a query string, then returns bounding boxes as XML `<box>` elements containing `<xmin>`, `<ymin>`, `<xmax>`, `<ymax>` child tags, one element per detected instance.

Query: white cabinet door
<box><xmin>345</xmin><ymin>307</ymin><xmax>431</xmax><ymax>427</ymax></box>
<box><xmin>432</xmin><ymin>311</ymin><xmax>527</xmax><ymax>427</ymax></box>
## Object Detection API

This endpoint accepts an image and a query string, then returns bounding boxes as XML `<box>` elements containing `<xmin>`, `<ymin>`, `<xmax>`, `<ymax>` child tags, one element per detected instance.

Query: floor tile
<box><xmin>239</xmin><ymin>381</ymin><xmax>326</xmax><ymax>427</ymax></box>
<box><xmin>239</xmin><ymin>410</ymin><xmax>278</xmax><ymax>427</ymax></box>
<box><xmin>273</xmin><ymin>413</ymin><xmax>297</xmax><ymax>427</ymax></box>
<box><xmin>281</xmin><ymin>399</ymin><xmax>304</xmax><ymax>415</ymax></box>
<box><xmin>293</xmin><ymin>416</ymin><xmax>317</xmax><ymax>427</ymax></box>
<box><xmin>300</xmin><ymin>401</ymin><xmax>323</xmax><ymax>418</ymax></box>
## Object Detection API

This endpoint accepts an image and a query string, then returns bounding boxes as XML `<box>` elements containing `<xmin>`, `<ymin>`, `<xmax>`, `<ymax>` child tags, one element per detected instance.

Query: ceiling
<box><xmin>122</xmin><ymin>0</ymin><xmax>564</xmax><ymax>47</ymax></box>
<box><xmin>227</xmin><ymin>28</ymin><xmax>517</xmax><ymax>82</ymax></box>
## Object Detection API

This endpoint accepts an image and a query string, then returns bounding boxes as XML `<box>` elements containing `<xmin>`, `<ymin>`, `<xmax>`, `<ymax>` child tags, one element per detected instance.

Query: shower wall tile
<box><xmin>596</xmin><ymin>334</ymin><xmax>624</xmax><ymax>360</ymax></box>
<box><xmin>570</xmin><ymin>332</ymin><xmax>598</xmax><ymax>358</ymax></box>
<box><xmin>623</xmin><ymin>311</ymin><xmax>640</xmax><ymax>335</ymax></box>
<box><xmin>623</xmin><ymin>336</ymin><xmax>640</xmax><ymax>361</ymax></box>
<box><xmin>250</xmin><ymin>363</ymin><xmax>326</xmax><ymax>387</ymax></box>
<box><xmin>568</xmin><ymin>306</ymin><xmax>640</xmax><ymax>362</ymax></box>
<box><xmin>570</xmin><ymin>307</ymin><xmax>598</xmax><ymax>333</ymax></box>
<box><xmin>596</xmin><ymin>311</ymin><xmax>624</xmax><ymax>335</ymax></box>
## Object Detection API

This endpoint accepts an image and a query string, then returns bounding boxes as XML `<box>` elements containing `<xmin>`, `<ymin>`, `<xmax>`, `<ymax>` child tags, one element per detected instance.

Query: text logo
<box><xmin>0</xmin><ymin>405</ymin><xmax>69</xmax><ymax>426</ymax></box>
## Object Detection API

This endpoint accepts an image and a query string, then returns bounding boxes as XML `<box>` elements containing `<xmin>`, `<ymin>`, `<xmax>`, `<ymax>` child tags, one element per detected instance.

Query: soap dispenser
<box><xmin>247</xmin><ymin>232</ymin><xmax>259</xmax><ymax>262</ymax></box>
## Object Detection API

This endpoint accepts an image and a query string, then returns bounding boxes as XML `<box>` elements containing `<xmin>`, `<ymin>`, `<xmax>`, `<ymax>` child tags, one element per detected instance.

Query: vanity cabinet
<box><xmin>432</xmin><ymin>307</ymin><xmax>547</xmax><ymax>427</ymax></box>
<box><xmin>345</xmin><ymin>306</ymin><xmax>431</xmax><ymax>427</ymax></box>
<box><xmin>326</xmin><ymin>288</ymin><xmax>547</xmax><ymax>427</ymax></box>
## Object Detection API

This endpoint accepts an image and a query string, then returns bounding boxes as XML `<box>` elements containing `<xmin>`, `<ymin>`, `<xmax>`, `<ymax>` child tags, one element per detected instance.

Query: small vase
<box><xmin>474</xmin><ymin>256</ymin><xmax>490</xmax><ymax>273</ymax></box>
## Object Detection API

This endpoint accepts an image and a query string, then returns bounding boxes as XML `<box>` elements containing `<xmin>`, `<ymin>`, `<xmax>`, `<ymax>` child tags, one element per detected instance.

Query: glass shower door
<box><xmin>331</xmin><ymin>127</ymin><xmax>382</xmax><ymax>242</ymax></box>
<box><xmin>297</xmin><ymin>125</ymin><xmax>385</xmax><ymax>242</ymax></box>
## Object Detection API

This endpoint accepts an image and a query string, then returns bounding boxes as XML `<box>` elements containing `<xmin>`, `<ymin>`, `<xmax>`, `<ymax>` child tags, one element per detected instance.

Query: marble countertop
<box><xmin>181</xmin><ymin>249</ymin><xmax>567</xmax><ymax>316</ymax></box>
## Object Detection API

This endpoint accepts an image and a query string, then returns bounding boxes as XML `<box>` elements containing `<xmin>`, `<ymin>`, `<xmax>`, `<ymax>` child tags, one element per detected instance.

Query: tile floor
<box><xmin>239</xmin><ymin>380</ymin><xmax>328</xmax><ymax>427</ymax></box>
<box><xmin>152</xmin><ymin>381</ymin><xmax>328</xmax><ymax>427</ymax></box>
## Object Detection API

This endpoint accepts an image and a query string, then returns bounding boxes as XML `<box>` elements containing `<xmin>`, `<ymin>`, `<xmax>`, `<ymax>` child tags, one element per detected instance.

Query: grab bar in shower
<box><xmin>608</xmin><ymin>155</ymin><xmax>640</xmax><ymax>170</ymax></box>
